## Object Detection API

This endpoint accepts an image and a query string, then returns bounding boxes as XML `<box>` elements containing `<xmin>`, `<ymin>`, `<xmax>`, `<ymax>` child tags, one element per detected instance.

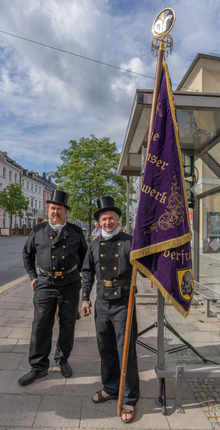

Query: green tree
<box><xmin>50</xmin><ymin>135</ymin><xmax>134</xmax><ymax>235</ymax></box>
<box><xmin>0</xmin><ymin>183</ymin><xmax>29</xmax><ymax>229</ymax></box>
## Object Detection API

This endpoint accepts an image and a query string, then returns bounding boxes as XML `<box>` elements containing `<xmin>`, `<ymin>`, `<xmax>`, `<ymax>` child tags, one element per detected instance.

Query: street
<box><xmin>0</xmin><ymin>236</ymin><xmax>27</xmax><ymax>287</ymax></box>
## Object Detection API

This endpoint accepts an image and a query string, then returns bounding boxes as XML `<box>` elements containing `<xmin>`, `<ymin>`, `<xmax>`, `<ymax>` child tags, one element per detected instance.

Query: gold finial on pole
<box><xmin>151</xmin><ymin>8</ymin><xmax>176</xmax><ymax>57</ymax></box>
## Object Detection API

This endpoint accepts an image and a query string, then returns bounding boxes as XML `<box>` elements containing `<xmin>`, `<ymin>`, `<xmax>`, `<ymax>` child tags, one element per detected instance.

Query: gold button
<box><xmin>50</xmin><ymin>236</ymin><xmax>53</xmax><ymax>239</ymax></box>
<box><xmin>114</xmin><ymin>267</ymin><xmax>117</xmax><ymax>271</ymax></box>
<box><xmin>63</xmin><ymin>245</ymin><xmax>66</xmax><ymax>249</ymax></box>
<box><xmin>62</xmin><ymin>267</ymin><xmax>65</xmax><ymax>270</ymax></box>
<box><xmin>100</xmin><ymin>254</ymin><xmax>104</xmax><ymax>257</ymax></box>
<box><xmin>115</xmin><ymin>254</ymin><xmax>118</xmax><ymax>257</ymax></box>
<box><xmin>52</xmin><ymin>246</ymin><xmax>55</xmax><ymax>249</ymax></box>
<box><xmin>61</xmin><ymin>276</ymin><xmax>64</xmax><ymax>279</ymax></box>
<box><xmin>62</xmin><ymin>256</ymin><xmax>65</xmax><ymax>259</ymax></box>
<box><xmin>118</xmin><ymin>243</ymin><xmax>121</xmax><ymax>246</ymax></box>
<box><xmin>114</xmin><ymin>279</ymin><xmax>117</xmax><ymax>281</ymax></box>
<box><xmin>54</xmin><ymin>276</ymin><xmax>57</xmax><ymax>279</ymax></box>
<box><xmin>64</xmin><ymin>237</ymin><xmax>66</xmax><ymax>239</ymax></box>
<box><xmin>114</xmin><ymin>292</ymin><xmax>117</xmax><ymax>296</ymax></box>
<box><xmin>52</xmin><ymin>256</ymin><xmax>55</xmax><ymax>259</ymax></box>
<box><xmin>101</xmin><ymin>267</ymin><xmax>105</xmax><ymax>270</ymax></box>
<box><xmin>101</xmin><ymin>242</ymin><xmax>104</xmax><ymax>245</ymax></box>
<box><xmin>53</xmin><ymin>267</ymin><xmax>56</xmax><ymax>270</ymax></box>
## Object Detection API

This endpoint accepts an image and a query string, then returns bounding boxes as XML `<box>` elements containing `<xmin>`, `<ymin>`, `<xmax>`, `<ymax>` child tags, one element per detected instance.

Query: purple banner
<box><xmin>130</xmin><ymin>63</ymin><xmax>193</xmax><ymax>317</ymax></box>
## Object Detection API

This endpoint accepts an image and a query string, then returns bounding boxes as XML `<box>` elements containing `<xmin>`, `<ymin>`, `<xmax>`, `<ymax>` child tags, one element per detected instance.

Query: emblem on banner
<box><xmin>177</xmin><ymin>268</ymin><xmax>194</xmax><ymax>301</ymax></box>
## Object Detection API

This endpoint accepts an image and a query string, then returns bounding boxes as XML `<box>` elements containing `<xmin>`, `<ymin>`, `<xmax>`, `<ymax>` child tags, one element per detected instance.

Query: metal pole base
<box><xmin>155</xmin><ymin>378</ymin><xmax>167</xmax><ymax>415</ymax></box>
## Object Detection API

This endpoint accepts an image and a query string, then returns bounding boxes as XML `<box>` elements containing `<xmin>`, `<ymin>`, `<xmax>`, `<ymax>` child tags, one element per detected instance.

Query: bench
<box><xmin>194</xmin><ymin>281</ymin><xmax>220</xmax><ymax>317</ymax></box>
<box><xmin>155</xmin><ymin>363</ymin><xmax>220</xmax><ymax>411</ymax></box>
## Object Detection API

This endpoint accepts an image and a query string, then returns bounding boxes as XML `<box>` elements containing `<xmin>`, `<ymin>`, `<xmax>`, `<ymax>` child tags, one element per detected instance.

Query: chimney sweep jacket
<box><xmin>23</xmin><ymin>221</ymin><xmax>88</xmax><ymax>289</ymax></box>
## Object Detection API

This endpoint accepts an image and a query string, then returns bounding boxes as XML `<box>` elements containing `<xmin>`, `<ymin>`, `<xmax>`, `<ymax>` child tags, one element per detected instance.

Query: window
<box><xmin>3</xmin><ymin>213</ymin><xmax>7</xmax><ymax>228</ymax></box>
<box><xmin>31</xmin><ymin>198</ymin><xmax>33</xmax><ymax>208</ymax></box>
<box><xmin>9</xmin><ymin>171</ymin><xmax>12</xmax><ymax>181</ymax></box>
<box><xmin>21</xmin><ymin>179</ymin><xmax>24</xmax><ymax>187</ymax></box>
<box><xmin>27</xmin><ymin>181</ymin><xmax>29</xmax><ymax>190</ymax></box>
<box><xmin>31</xmin><ymin>183</ymin><xmax>33</xmax><ymax>191</ymax></box>
<box><xmin>45</xmin><ymin>193</ymin><xmax>47</xmax><ymax>201</ymax></box>
<box><xmin>39</xmin><ymin>201</ymin><xmax>41</xmax><ymax>210</ymax></box>
<box><xmin>39</xmin><ymin>186</ymin><xmax>41</xmax><ymax>194</ymax></box>
<box><xmin>35</xmin><ymin>200</ymin><xmax>37</xmax><ymax>209</ymax></box>
<box><xmin>3</xmin><ymin>167</ymin><xmax>6</xmax><ymax>179</ymax></box>
<box><xmin>14</xmin><ymin>173</ymin><xmax>17</xmax><ymax>183</ymax></box>
<box><xmin>35</xmin><ymin>185</ymin><xmax>37</xmax><ymax>192</ymax></box>
<box><xmin>45</xmin><ymin>204</ymin><xmax>47</xmax><ymax>215</ymax></box>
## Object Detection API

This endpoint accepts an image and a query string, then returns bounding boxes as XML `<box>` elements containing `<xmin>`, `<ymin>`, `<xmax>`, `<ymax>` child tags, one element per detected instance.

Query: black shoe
<box><xmin>59</xmin><ymin>361</ymin><xmax>72</xmax><ymax>378</ymax></box>
<box><xmin>18</xmin><ymin>369</ymin><xmax>48</xmax><ymax>386</ymax></box>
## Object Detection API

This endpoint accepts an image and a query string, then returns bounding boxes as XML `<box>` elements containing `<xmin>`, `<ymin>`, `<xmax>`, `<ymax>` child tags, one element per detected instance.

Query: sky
<box><xmin>0</xmin><ymin>0</ymin><xmax>220</xmax><ymax>176</ymax></box>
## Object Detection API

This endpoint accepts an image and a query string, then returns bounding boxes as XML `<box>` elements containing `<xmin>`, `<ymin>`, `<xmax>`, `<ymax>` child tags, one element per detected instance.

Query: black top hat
<box><xmin>94</xmin><ymin>196</ymin><xmax>122</xmax><ymax>221</ymax></box>
<box><xmin>46</xmin><ymin>190</ymin><xmax>70</xmax><ymax>210</ymax></box>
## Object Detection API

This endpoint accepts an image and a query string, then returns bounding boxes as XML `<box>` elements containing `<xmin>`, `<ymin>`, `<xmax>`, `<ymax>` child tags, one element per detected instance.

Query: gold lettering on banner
<box><xmin>153</xmin><ymin>133</ymin><xmax>159</xmax><ymax>141</ymax></box>
<box><xmin>141</xmin><ymin>185</ymin><xmax>167</xmax><ymax>205</ymax></box>
<box><xmin>146</xmin><ymin>153</ymin><xmax>168</xmax><ymax>171</ymax></box>
<box><xmin>163</xmin><ymin>249</ymin><xmax>192</xmax><ymax>265</ymax></box>
<box><xmin>144</xmin><ymin>175</ymin><xmax>185</xmax><ymax>234</ymax></box>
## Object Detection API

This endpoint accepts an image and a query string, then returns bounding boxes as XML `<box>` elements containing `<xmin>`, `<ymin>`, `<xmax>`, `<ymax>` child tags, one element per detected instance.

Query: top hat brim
<box><xmin>94</xmin><ymin>206</ymin><xmax>122</xmax><ymax>221</ymax></box>
<box><xmin>46</xmin><ymin>199</ymin><xmax>70</xmax><ymax>210</ymax></box>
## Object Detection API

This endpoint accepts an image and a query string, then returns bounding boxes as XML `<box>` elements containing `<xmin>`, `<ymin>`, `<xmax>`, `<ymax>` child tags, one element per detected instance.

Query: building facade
<box><xmin>0</xmin><ymin>151</ymin><xmax>23</xmax><ymax>230</ymax></box>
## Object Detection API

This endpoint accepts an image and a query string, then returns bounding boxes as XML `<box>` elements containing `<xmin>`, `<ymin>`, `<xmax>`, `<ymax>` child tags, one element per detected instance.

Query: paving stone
<box><xmin>4</xmin><ymin>317</ymin><xmax>33</xmax><ymax>327</ymax></box>
<box><xmin>0</xmin><ymin>370</ymin><xmax>26</xmax><ymax>394</ymax></box>
<box><xmin>12</xmin><ymin>339</ymin><xmax>30</xmax><ymax>353</ymax></box>
<box><xmin>24</xmin><ymin>369</ymin><xmax>65</xmax><ymax>395</ymax></box>
<box><xmin>0</xmin><ymin>393</ymin><xmax>41</xmax><ymax>427</ymax></box>
<box><xmin>8</xmin><ymin>327</ymin><xmax>32</xmax><ymax>339</ymax></box>
<box><xmin>0</xmin><ymin>316</ymin><xmax>10</xmax><ymax>325</ymax></box>
<box><xmin>0</xmin><ymin>302</ymin><xmax>25</xmax><ymax>310</ymax></box>
<box><xmin>0</xmin><ymin>326</ymin><xmax>14</xmax><ymax>338</ymax></box>
<box><xmin>0</xmin><ymin>338</ymin><xmax>18</xmax><ymax>352</ymax></box>
<box><xmin>34</xmin><ymin>395</ymin><xmax>81</xmax><ymax>427</ymax></box>
<box><xmin>64</xmin><ymin>373</ymin><xmax>101</xmax><ymax>397</ymax></box>
<box><xmin>3</xmin><ymin>309</ymin><xmax>29</xmax><ymax>318</ymax></box>
<box><xmin>0</xmin><ymin>352</ymin><xmax>24</xmax><ymax>370</ymax></box>
<box><xmin>166</xmin><ymin>399</ymin><xmax>212</xmax><ymax>429</ymax></box>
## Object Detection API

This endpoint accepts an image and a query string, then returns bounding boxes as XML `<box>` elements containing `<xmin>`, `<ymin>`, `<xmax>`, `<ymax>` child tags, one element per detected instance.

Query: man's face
<box><xmin>95</xmin><ymin>222</ymin><xmax>99</xmax><ymax>229</ymax></box>
<box><xmin>99</xmin><ymin>211</ymin><xmax>119</xmax><ymax>233</ymax></box>
<box><xmin>48</xmin><ymin>204</ymin><xmax>67</xmax><ymax>225</ymax></box>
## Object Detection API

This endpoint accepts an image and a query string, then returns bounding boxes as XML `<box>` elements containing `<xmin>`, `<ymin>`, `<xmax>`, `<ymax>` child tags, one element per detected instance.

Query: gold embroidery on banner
<box><xmin>144</xmin><ymin>175</ymin><xmax>184</xmax><ymax>234</ymax></box>
<box><xmin>153</xmin><ymin>133</ymin><xmax>159</xmax><ymax>141</ymax></box>
<box><xmin>156</xmin><ymin>102</ymin><xmax>163</xmax><ymax>117</ymax></box>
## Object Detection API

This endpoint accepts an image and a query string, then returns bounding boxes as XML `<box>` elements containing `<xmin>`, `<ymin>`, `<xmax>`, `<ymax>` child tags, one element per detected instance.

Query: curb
<box><xmin>0</xmin><ymin>274</ymin><xmax>29</xmax><ymax>295</ymax></box>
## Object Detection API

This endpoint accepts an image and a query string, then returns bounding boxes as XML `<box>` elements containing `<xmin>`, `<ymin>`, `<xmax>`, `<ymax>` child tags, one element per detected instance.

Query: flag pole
<box><xmin>117</xmin><ymin>37</ymin><xmax>166</xmax><ymax>419</ymax></box>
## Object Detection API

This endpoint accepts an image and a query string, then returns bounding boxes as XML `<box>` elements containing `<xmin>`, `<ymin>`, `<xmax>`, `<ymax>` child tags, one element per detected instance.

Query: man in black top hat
<box><xmin>81</xmin><ymin>196</ymin><xmax>139</xmax><ymax>424</ymax></box>
<box><xmin>18</xmin><ymin>190</ymin><xmax>87</xmax><ymax>386</ymax></box>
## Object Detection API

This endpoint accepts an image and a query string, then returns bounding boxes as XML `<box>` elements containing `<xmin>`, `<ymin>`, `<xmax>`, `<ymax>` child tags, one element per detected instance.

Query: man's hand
<box><xmin>31</xmin><ymin>278</ymin><xmax>37</xmax><ymax>291</ymax></box>
<box><xmin>81</xmin><ymin>300</ymin><xmax>91</xmax><ymax>317</ymax></box>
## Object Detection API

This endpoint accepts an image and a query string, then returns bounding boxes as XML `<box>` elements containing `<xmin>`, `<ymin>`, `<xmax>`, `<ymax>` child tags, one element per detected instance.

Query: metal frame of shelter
<box><xmin>117</xmin><ymin>38</ymin><xmax>220</xmax><ymax>416</ymax></box>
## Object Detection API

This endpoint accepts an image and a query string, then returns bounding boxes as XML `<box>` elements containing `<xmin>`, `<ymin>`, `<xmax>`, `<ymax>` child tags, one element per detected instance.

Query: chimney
<box><xmin>35</xmin><ymin>172</ymin><xmax>38</xmax><ymax>177</ymax></box>
<box><xmin>3</xmin><ymin>151</ymin><xmax>7</xmax><ymax>155</ymax></box>
<box><xmin>43</xmin><ymin>172</ymin><xmax>46</xmax><ymax>180</ymax></box>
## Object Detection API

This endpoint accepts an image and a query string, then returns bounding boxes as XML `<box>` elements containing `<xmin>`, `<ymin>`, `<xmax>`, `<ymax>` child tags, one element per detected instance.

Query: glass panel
<box><xmin>208</xmin><ymin>140</ymin><xmax>220</xmax><ymax>165</ymax></box>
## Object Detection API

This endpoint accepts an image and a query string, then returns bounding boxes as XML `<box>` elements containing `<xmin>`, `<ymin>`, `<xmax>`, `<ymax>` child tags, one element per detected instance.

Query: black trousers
<box><xmin>29</xmin><ymin>283</ymin><xmax>80</xmax><ymax>371</ymax></box>
<box><xmin>95</xmin><ymin>296</ymin><xmax>140</xmax><ymax>406</ymax></box>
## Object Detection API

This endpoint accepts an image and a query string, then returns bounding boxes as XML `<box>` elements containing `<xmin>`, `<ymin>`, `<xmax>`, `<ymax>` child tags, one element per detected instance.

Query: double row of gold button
<box><xmin>50</xmin><ymin>236</ymin><xmax>66</xmax><ymax>279</ymax></box>
<box><xmin>100</xmin><ymin>242</ymin><xmax>121</xmax><ymax>272</ymax></box>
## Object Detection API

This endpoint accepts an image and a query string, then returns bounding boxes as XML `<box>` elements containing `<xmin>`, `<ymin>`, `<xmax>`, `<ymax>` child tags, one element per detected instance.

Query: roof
<box><xmin>177</xmin><ymin>53</ymin><xmax>220</xmax><ymax>91</ymax></box>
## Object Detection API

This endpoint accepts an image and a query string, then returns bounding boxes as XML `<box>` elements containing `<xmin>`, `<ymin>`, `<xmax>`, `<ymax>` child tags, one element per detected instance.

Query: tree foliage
<box><xmin>50</xmin><ymin>135</ymin><xmax>133</xmax><ymax>234</ymax></box>
<box><xmin>0</xmin><ymin>183</ymin><xmax>29</xmax><ymax>229</ymax></box>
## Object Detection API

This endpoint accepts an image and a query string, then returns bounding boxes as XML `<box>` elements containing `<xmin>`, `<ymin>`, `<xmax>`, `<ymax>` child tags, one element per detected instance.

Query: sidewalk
<box><xmin>0</xmin><ymin>275</ymin><xmax>219</xmax><ymax>429</ymax></box>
